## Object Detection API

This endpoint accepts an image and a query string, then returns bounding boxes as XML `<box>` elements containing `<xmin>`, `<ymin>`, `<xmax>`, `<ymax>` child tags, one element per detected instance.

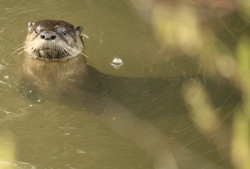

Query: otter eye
<box><xmin>62</xmin><ymin>31</ymin><xmax>67</xmax><ymax>36</ymax></box>
<box><xmin>35</xmin><ymin>29</ymin><xmax>39</xmax><ymax>34</ymax></box>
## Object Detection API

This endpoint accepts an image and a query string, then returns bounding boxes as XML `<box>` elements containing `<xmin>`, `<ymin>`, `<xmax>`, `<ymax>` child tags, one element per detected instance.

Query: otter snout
<box><xmin>40</xmin><ymin>31</ymin><xmax>57</xmax><ymax>40</ymax></box>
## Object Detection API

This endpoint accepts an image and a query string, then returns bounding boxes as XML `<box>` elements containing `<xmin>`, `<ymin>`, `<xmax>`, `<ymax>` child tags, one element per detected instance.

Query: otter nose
<box><xmin>40</xmin><ymin>32</ymin><xmax>57</xmax><ymax>40</ymax></box>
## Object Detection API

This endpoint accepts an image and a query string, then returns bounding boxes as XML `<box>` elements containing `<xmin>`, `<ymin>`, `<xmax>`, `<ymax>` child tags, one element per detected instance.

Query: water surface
<box><xmin>0</xmin><ymin>0</ymin><xmax>246</xmax><ymax>169</ymax></box>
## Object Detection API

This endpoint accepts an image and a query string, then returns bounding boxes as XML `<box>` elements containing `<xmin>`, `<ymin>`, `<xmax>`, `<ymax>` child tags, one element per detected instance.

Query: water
<box><xmin>0</xmin><ymin>0</ymin><xmax>245</xmax><ymax>169</ymax></box>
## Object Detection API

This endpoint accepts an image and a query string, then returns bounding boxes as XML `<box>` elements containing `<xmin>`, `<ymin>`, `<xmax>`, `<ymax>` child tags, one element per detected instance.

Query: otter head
<box><xmin>25</xmin><ymin>20</ymin><xmax>84</xmax><ymax>61</ymax></box>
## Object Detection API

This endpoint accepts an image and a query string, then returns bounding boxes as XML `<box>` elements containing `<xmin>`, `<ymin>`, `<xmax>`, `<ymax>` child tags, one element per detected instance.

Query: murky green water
<box><xmin>0</xmin><ymin>0</ymin><xmax>245</xmax><ymax>169</ymax></box>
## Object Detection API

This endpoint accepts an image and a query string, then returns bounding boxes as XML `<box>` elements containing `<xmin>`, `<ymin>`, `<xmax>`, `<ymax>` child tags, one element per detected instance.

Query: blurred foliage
<box><xmin>237</xmin><ymin>35</ymin><xmax>250</xmax><ymax>75</ymax></box>
<box><xmin>232</xmin><ymin>110</ymin><xmax>250</xmax><ymax>169</ymax></box>
<box><xmin>0</xmin><ymin>132</ymin><xmax>15</xmax><ymax>169</ymax></box>
<box><xmin>152</xmin><ymin>5</ymin><xmax>202</xmax><ymax>55</ymax></box>
<box><xmin>131</xmin><ymin>0</ymin><xmax>250</xmax><ymax>168</ymax></box>
<box><xmin>239</xmin><ymin>0</ymin><xmax>250</xmax><ymax>20</ymax></box>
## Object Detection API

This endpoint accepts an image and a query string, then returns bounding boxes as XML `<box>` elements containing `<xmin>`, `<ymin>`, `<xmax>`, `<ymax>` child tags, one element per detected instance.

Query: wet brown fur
<box><xmin>21</xmin><ymin>20</ymin><xmax>108</xmax><ymax>106</ymax></box>
<box><xmin>23</xmin><ymin>20</ymin><xmax>88</xmax><ymax>89</ymax></box>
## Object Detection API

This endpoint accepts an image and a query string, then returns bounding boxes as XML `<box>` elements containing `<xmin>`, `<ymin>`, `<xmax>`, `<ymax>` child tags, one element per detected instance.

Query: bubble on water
<box><xmin>110</xmin><ymin>58</ymin><xmax>123</xmax><ymax>69</ymax></box>
<box><xmin>4</xmin><ymin>75</ymin><xmax>9</xmax><ymax>79</ymax></box>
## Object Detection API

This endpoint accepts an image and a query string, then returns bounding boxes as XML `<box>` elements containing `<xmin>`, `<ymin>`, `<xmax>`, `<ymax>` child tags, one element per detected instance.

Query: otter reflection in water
<box><xmin>20</xmin><ymin>20</ymin><xmax>229</xmax><ymax>169</ymax></box>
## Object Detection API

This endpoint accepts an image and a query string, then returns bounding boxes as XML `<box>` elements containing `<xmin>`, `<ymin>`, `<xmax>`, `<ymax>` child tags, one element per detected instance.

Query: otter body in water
<box><xmin>24</xmin><ymin>20</ymin><xmax>88</xmax><ymax>87</ymax></box>
<box><xmin>21</xmin><ymin>19</ymin><xmax>188</xmax><ymax>117</ymax></box>
<box><xmin>21</xmin><ymin>20</ymin><xmax>236</xmax><ymax>113</ymax></box>
<box><xmin>22</xmin><ymin>20</ymin><xmax>106</xmax><ymax>105</ymax></box>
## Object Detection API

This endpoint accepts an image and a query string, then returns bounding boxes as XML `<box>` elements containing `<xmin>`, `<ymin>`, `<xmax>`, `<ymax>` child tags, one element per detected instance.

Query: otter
<box><xmin>21</xmin><ymin>20</ymin><xmax>107</xmax><ymax>107</ymax></box>
<box><xmin>21</xmin><ymin>20</ymin><xmax>182</xmax><ymax>113</ymax></box>
<box><xmin>19</xmin><ymin>20</ymin><xmax>196</xmax><ymax>115</ymax></box>
<box><xmin>21</xmin><ymin>19</ymin><xmax>237</xmax><ymax>112</ymax></box>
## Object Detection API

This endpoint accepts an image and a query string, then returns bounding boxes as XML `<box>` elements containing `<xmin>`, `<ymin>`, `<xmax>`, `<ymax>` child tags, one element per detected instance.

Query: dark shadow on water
<box><xmin>19</xmin><ymin>68</ymin><xmax>241</xmax><ymax>169</ymax></box>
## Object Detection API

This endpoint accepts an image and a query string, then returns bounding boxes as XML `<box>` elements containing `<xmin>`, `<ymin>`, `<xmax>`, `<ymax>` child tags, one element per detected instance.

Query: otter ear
<box><xmin>75</xmin><ymin>26</ymin><xmax>83</xmax><ymax>34</ymax></box>
<box><xmin>28</xmin><ymin>22</ymin><xmax>35</xmax><ymax>31</ymax></box>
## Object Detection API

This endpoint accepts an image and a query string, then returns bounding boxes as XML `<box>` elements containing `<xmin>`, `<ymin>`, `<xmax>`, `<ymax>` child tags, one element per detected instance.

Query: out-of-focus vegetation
<box><xmin>131</xmin><ymin>0</ymin><xmax>250</xmax><ymax>168</ymax></box>
<box><xmin>0</xmin><ymin>132</ymin><xmax>15</xmax><ymax>169</ymax></box>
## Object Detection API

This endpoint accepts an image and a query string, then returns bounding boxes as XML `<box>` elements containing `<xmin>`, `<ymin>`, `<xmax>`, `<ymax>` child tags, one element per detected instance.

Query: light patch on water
<box><xmin>14</xmin><ymin>161</ymin><xmax>37</xmax><ymax>169</ymax></box>
<box><xmin>81</xmin><ymin>33</ymin><xmax>89</xmax><ymax>39</ymax></box>
<box><xmin>1</xmin><ymin>109</ymin><xmax>15</xmax><ymax>115</ymax></box>
<box><xmin>76</xmin><ymin>150</ymin><xmax>86</xmax><ymax>154</ymax></box>
<box><xmin>0</xmin><ymin>64</ymin><xmax>6</xmax><ymax>70</ymax></box>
